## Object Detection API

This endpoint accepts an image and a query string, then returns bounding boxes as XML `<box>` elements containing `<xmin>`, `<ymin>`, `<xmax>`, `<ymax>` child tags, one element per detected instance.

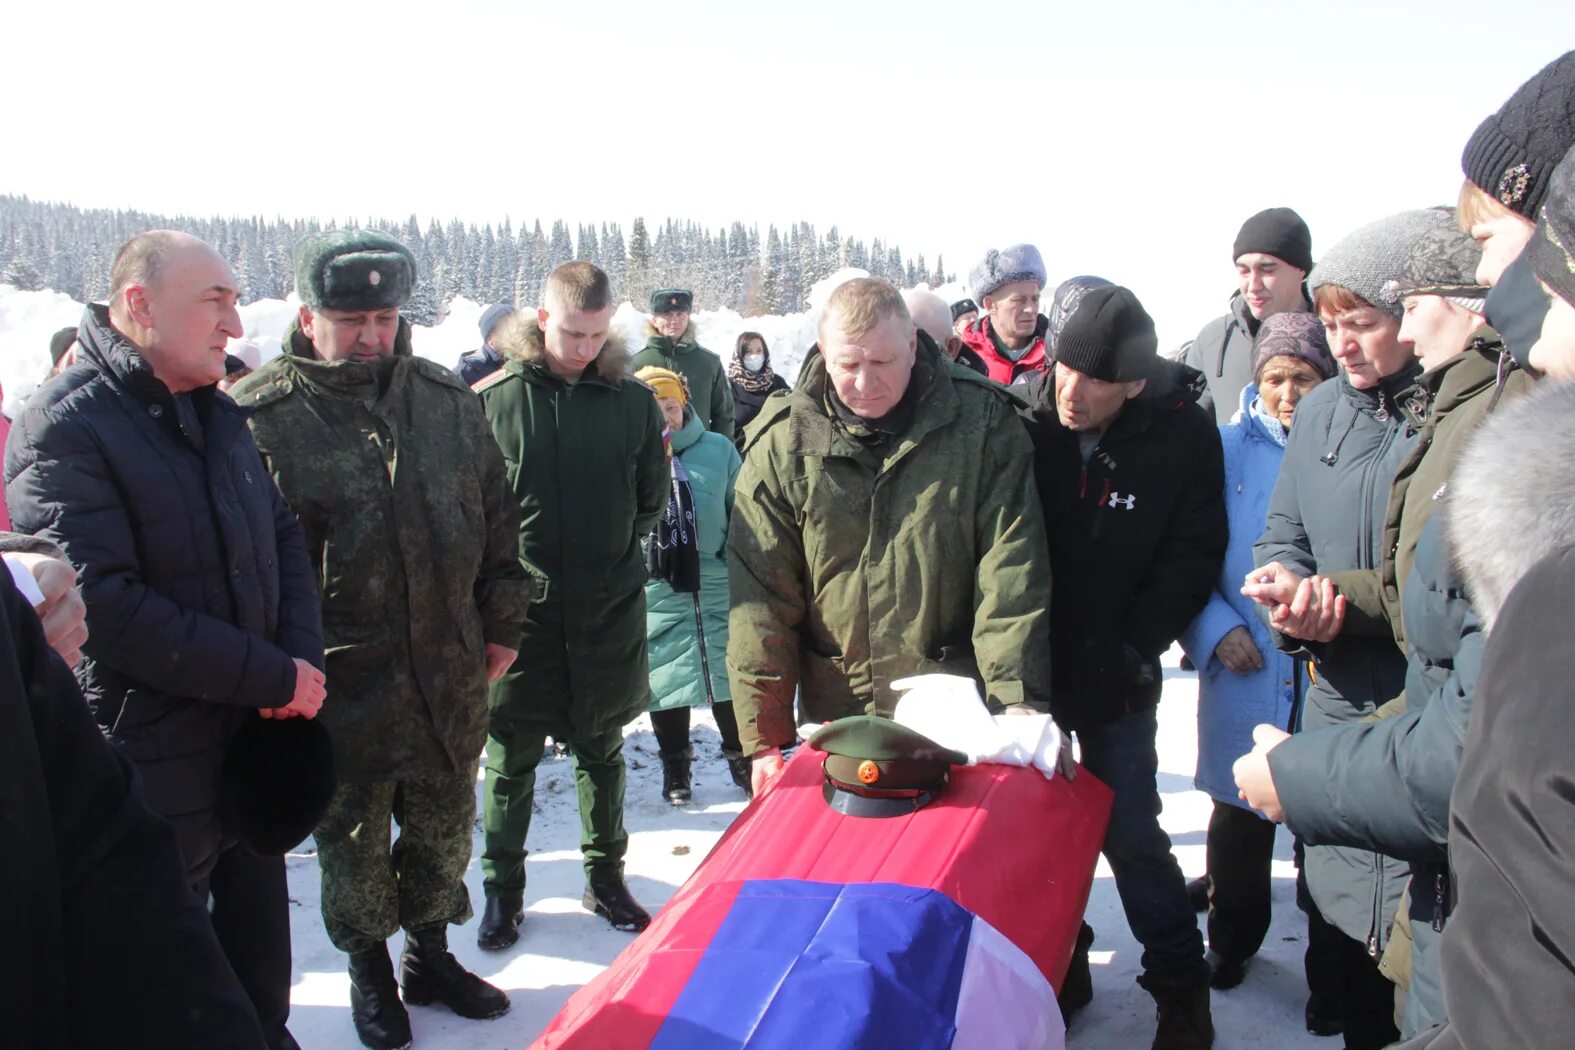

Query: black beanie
<box><xmin>1233</xmin><ymin>207</ymin><xmax>1313</xmax><ymax>273</ymax></box>
<box><xmin>1461</xmin><ymin>50</ymin><xmax>1575</xmax><ymax>220</ymax></box>
<box><xmin>49</xmin><ymin>326</ymin><xmax>76</xmax><ymax>366</ymax></box>
<box><xmin>1053</xmin><ymin>285</ymin><xmax>1159</xmax><ymax>383</ymax></box>
<box><xmin>218</xmin><ymin>716</ymin><xmax>337</xmax><ymax>855</ymax></box>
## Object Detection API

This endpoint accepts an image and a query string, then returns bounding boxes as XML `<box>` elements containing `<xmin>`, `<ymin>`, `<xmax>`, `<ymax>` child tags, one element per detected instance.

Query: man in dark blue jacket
<box><xmin>4</xmin><ymin>230</ymin><xmax>327</xmax><ymax>1050</ymax></box>
<box><xmin>455</xmin><ymin>303</ymin><xmax>514</xmax><ymax>385</ymax></box>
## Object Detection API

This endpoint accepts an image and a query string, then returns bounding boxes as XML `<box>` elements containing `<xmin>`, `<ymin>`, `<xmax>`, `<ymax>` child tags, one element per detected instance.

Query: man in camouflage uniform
<box><xmin>232</xmin><ymin>230</ymin><xmax>531</xmax><ymax>1050</ymax></box>
<box><xmin>727</xmin><ymin>277</ymin><xmax>1056</xmax><ymax>796</ymax></box>
<box><xmin>473</xmin><ymin>261</ymin><xmax>667</xmax><ymax>947</ymax></box>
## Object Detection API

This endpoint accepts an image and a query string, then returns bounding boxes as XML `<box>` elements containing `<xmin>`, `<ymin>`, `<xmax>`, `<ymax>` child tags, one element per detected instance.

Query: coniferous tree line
<box><xmin>0</xmin><ymin>195</ymin><xmax>953</xmax><ymax>326</ymax></box>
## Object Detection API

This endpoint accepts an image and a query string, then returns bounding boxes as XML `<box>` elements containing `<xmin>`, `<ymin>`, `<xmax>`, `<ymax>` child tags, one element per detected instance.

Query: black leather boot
<box><xmin>722</xmin><ymin>748</ymin><xmax>753</xmax><ymax>797</ymax></box>
<box><xmin>659</xmin><ymin>747</ymin><xmax>694</xmax><ymax>804</ymax></box>
<box><xmin>476</xmin><ymin>891</ymin><xmax>524</xmax><ymax>951</ymax></box>
<box><xmin>583</xmin><ymin>871</ymin><xmax>652</xmax><ymax>932</ymax></box>
<box><xmin>400</xmin><ymin>925</ymin><xmax>511</xmax><ymax>1020</ymax></box>
<box><xmin>347</xmin><ymin>944</ymin><xmax>412</xmax><ymax>1050</ymax></box>
<box><xmin>1137</xmin><ymin>968</ymin><xmax>1215</xmax><ymax>1050</ymax></box>
<box><xmin>1058</xmin><ymin>922</ymin><xmax>1095</xmax><ymax>1023</ymax></box>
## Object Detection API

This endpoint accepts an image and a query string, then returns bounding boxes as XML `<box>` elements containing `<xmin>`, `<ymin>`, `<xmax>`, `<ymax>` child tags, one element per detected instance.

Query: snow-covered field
<box><xmin>282</xmin><ymin>649</ymin><xmax>1327</xmax><ymax>1050</ymax></box>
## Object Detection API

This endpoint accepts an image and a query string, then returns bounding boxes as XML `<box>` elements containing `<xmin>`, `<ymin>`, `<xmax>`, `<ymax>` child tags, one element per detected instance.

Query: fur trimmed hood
<box><xmin>496</xmin><ymin>313</ymin><xmax>633</xmax><ymax>383</ymax></box>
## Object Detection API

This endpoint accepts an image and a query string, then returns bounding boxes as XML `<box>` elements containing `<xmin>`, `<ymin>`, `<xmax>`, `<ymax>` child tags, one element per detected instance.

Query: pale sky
<box><xmin>4</xmin><ymin>1</ymin><xmax>1574</xmax><ymax>349</ymax></box>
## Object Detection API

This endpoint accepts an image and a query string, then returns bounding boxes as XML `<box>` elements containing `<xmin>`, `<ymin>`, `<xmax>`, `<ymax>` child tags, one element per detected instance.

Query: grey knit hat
<box><xmin>1382</xmin><ymin>207</ymin><xmax>1488</xmax><ymax>310</ymax></box>
<box><xmin>1309</xmin><ymin>209</ymin><xmax>1468</xmax><ymax>319</ymax></box>
<box><xmin>969</xmin><ymin>244</ymin><xmax>1047</xmax><ymax>302</ymax></box>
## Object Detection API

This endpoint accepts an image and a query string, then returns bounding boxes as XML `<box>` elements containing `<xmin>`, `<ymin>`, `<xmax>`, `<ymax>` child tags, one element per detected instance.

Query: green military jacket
<box><xmin>231</xmin><ymin>320</ymin><xmax>530</xmax><ymax>780</ymax></box>
<box><xmin>631</xmin><ymin>322</ymin><xmax>735</xmax><ymax>441</ymax></box>
<box><xmin>726</xmin><ymin>341</ymin><xmax>1054</xmax><ymax>756</ymax></box>
<box><xmin>1327</xmin><ymin>331</ymin><xmax>1532</xmax><ymax>649</ymax></box>
<box><xmin>476</xmin><ymin>323</ymin><xmax>668</xmax><ymax>736</ymax></box>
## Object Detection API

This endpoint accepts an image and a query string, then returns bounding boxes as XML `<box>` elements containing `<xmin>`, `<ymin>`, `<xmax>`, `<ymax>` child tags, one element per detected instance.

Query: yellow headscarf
<box><xmin>636</xmin><ymin>365</ymin><xmax>688</xmax><ymax>405</ymax></box>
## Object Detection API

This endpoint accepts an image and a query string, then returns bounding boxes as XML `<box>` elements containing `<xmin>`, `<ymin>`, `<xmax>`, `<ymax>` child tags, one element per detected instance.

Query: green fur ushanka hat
<box><xmin>295</xmin><ymin>228</ymin><xmax>417</xmax><ymax>311</ymax></box>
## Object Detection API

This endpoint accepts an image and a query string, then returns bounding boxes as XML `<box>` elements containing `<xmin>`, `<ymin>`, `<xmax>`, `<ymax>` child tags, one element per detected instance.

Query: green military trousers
<box><xmin>480</xmin><ymin>718</ymin><xmax>628</xmax><ymax>893</ymax></box>
<box><xmin>315</xmin><ymin>771</ymin><xmax>475</xmax><ymax>954</ymax></box>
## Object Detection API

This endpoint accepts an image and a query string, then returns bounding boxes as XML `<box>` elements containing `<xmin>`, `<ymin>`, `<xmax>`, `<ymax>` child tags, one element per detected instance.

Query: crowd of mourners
<box><xmin>4</xmin><ymin>48</ymin><xmax>1575</xmax><ymax>1050</ymax></box>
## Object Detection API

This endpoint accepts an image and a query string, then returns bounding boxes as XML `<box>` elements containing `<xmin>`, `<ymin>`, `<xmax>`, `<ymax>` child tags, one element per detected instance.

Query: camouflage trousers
<box><xmin>315</xmin><ymin>771</ymin><xmax>475</xmax><ymax>954</ymax></box>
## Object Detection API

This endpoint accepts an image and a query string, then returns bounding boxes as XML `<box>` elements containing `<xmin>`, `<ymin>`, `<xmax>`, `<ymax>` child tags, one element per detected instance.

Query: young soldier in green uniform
<box><xmin>473</xmin><ymin>261</ymin><xmax>667</xmax><ymax>947</ymax></box>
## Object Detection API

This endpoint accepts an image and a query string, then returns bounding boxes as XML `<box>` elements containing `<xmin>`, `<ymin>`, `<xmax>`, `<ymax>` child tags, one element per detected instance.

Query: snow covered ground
<box><xmin>281</xmin><ymin>648</ymin><xmax>1330</xmax><ymax>1050</ymax></box>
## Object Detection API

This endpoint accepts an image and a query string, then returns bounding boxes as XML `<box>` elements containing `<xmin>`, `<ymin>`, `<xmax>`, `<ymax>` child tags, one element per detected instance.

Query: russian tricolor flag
<box><xmin>534</xmin><ymin>745</ymin><xmax>1112</xmax><ymax>1049</ymax></box>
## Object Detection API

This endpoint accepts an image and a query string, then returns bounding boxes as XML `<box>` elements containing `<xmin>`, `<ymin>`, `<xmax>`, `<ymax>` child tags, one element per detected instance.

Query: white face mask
<box><xmin>743</xmin><ymin>353</ymin><xmax>766</xmax><ymax>372</ymax></box>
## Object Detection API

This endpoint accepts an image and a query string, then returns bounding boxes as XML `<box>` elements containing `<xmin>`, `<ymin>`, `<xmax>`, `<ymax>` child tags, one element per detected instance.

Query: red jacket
<box><xmin>959</xmin><ymin>315</ymin><xmax>1051</xmax><ymax>385</ymax></box>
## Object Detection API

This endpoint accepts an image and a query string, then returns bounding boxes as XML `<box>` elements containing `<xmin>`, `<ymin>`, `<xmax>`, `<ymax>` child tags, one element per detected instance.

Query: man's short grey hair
<box><xmin>108</xmin><ymin>229</ymin><xmax>195</xmax><ymax>302</ymax></box>
<box><xmin>1447</xmin><ymin>380</ymin><xmax>1575</xmax><ymax>631</ymax></box>
<box><xmin>901</xmin><ymin>289</ymin><xmax>953</xmax><ymax>349</ymax></box>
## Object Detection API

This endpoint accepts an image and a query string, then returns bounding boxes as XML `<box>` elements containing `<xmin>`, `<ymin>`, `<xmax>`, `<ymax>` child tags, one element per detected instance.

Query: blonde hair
<box><xmin>544</xmin><ymin>261</ymin><xmax>612</xmax><ymax>313</ymax></box>
<box><xmin>820</xmin><ymin>277</ymin><xmax>911</xmax><ymax>339</ymax></box>
<box><xmin>1456</xmin><ymin>178</ymin><xmax>1519</xmax><ymax>232</ymax></box>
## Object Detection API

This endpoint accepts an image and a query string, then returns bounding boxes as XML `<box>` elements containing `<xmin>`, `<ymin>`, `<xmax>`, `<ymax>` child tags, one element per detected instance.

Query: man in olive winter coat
<box><xmin>233</xmin><ymin>229</ymin><xmax>531</xmax><ymax>1050</ymax></box>
<box><xmin>726</xmin><ymin>277</ymin><xmax>1054</xmax><ymax>795</ymax></box>
<box><xmin>1019</xmin><ymin>285</ymin><xmax>1226</xmax><ymax>1050</ymax></box>
<box><xmin>475</xmin><ymin>261</ymin><xmax>668</xmax><ymax>947</ymax></box>
<box><xmin>633</xmin><ymin>288</ymin><xmax>735</xmax><ymax>440</ymax></box>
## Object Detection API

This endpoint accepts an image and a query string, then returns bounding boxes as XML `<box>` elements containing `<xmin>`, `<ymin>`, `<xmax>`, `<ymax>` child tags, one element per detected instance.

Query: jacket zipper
<box><xmin>1368</xmin><ymin>851</ymin><xmax>1384</xmax><ymax>958</ymax></box>
<box><xmin>1433</xmin><ymin>871</ymin><xmax>1447</xmax><ymax>933</ymax></box>
<box><xmin>1356</xmin><ymin>401</ymin><xmax>1400</xmax><ymax>571</ymax></box>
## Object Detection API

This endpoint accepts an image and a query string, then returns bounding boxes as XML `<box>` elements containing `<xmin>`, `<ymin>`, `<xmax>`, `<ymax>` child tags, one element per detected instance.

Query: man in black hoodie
<box><xmin>1019</xmin><ymin>286</ymin><xmax>1226</xmax><ymax>1050</ymax></box>
<box><xmin>1184</xmin><ymin>208</ymin><xmax>1315</xmax><ymax>423</ymax></box>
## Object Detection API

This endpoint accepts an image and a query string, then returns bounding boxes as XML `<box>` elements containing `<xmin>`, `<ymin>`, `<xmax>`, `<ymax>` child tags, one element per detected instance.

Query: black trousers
<box><xmin>1298</xmin><ymin>863</ymin><xmax>1397</xmax><ymax>1049</ymax></box>
<box><xmin>204</xmin><ymin>846</ymin><xmax>294</xmax><ymax>1050</ymax></box>
<box><xmin>650</xmin><ymin>702</ymin><xmax>742</xmax><ymax>755</ymax></box>
<box><xmin>1204</xmin><ymin>799</ymin><xmax>1278</xmax><ymax>961</ymax></box>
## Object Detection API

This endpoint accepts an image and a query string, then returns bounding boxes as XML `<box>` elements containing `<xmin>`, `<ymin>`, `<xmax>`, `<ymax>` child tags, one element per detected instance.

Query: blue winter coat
<box><xmin>1180</xmin><ymin>386</ymin><xmax>1299</xmax><ymax>810</ymax></box>
<box><xmin>644</xmin><ymin>411</ymin><xmax>741</xmax><ymax>711</ymax></box>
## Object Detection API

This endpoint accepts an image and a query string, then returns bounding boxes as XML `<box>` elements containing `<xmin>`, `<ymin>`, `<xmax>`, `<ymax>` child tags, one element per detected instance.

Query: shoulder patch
<box><xmin>740</xmin><ymin>390</ymin><xmax>793</xmax><ymax>452</ymax></box>
<box><xmin>471</xmin><ymin>368</ymin><xmax>515</xmax><ymax>394</ymax></box>
<box><xmin>405</xmin><ymin>356</ymin><xmax>473</xmax><ymax>394</ymax></box>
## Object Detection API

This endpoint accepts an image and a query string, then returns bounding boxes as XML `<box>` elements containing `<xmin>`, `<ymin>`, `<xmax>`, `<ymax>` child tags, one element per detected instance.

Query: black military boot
<box><xmin>476</xmin><ymin>891</ymin><xmax>524</xmax><ymax>951</ymax></box>
<box><xmin>583</xmin><ymin>871</ymin><xmax>652</xmax><ymax>932</ymax></box>
<box><xmin>1137</xmin><ymin>968</ymin><xmax>1215</xmax><ymax>1050</ymax></box>
<box><xmin>722</xmin><ymin>748</ymin><xmax>753</xmax><ymax>797</ymax></box>
<box><xmin>1058</xmin><ymin>922</ymin><xmax>1095</xmax><ymax>1023</ymax></box>
<box><xmin>399</xmin><ymin>925</ymin><xmax>511</xmax><ymax>1020</ymax></box>
<box><xmin>347</xmin><ymin>943</ymin><xmax>412</xmax><ymax>1050</ymax></box>
<box><xmin>659</xmin><ymin>746</ymin><xmax>694</xmax><ymax>804</ymax></box>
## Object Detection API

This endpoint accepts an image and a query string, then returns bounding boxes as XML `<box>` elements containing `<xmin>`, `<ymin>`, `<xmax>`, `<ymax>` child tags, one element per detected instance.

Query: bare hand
<box><xmin>1269</xmin><ymin>576</ymin><xmax>1347</xmax><ymax>643</ymax></box>
<box><xmin>1241</xmin><ymin>562</ymin><xmax>1303</xmax><ymax>608</ymax></box>
<box><xmin>485</xmin><ymin>643</ymin><xmax>518</xmax><ymax>682</ymax></box>
<box><xmin>16</xmin><ymin>553</ymin><xmax>89</xmax><ymax>668</ymax></box>
<box><xmin>264</xmin><ymin>658</ymin><xmax>325</xmax><ymax>719</ymax></box>
<box><xmin>751</xmin><ymin>747</ymin><xmax>784</xmax><ymax>797</ymax></box>
<box><xmin>1232</xmin><ymin>724</ymin><xmax>1292</xmax><ymax>821</ymax></box>
<box><xmin>1214</xmin><ymin>625</ymin><xmax>1264</xmax><ymax>675</ymax></box>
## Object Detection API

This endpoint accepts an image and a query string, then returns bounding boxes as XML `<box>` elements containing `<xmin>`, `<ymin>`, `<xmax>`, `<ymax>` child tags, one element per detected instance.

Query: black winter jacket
<box><xmin>1254</xmin><ymin>367</ymin><xmax>1419</xmax><ymax>951</ymax></box>
<box><xmin>0</xmin><ymin>552</ymin><xmax>266</xmax><ymax>1049</ymax></box>
<box><xmin>3</xmin><ymin>305</ymin><xmax>323</xmax><ymax>883</ymax></box>
<box><xmin>1019</xmin><ymin>360</ymin><xmax>1226</xmax><ymax>731</ymax></box>
<box><xmin>1395</xmin><ymin>545</ymin><xmax>1575</xmax><ymax>1050</ymax></box>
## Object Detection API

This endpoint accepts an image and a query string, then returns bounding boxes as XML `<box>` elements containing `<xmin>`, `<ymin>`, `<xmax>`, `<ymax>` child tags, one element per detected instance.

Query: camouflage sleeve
<box><xmin>970</xmin><ymin>403</ymin><xmax>1053</xmax><ymax>713</ymax></box>
<box><xmin>471</xmin><ymin>406</ymin><xmax>531</xmax><ymax>645</ymax></box>
<box><xmin>711</xmin><ymin>365</ymin><xmax>736</xmax><ymax>442</ymax></box>
<box><xmin>632</xmin><ymin>394</ymin><xmax>668</xmax><ymax>537</ymax></box>
<box><xmin>267</xmin><ymin>466</ymin><xmax>324</xmax><ymax>671</ymax></box>
<box><xmin>725</xmin><ymin>440</ymin><xmax>807</xmax><ymax>755</ymax></box>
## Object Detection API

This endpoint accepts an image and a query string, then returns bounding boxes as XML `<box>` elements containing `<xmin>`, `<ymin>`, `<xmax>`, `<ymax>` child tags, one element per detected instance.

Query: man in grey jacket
<box><xmin>1184</xmin><ymin>208</ymin><xmax>1315</xmax><ymax>423</ymax></box>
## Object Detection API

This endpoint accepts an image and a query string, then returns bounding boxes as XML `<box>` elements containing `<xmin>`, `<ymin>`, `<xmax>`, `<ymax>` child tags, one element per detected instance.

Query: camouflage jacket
<box><xmin>231</xmin><ymin>320</ymin><xmax>530</xmax><ymax>780</ymax></box>
<box><xmin>726</xmin><ymin>341</ymin><xmax>1054</xmax><ymax>755</ymax></box>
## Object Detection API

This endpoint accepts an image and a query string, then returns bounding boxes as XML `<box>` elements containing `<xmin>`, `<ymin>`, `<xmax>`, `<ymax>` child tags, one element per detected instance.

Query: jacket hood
<box><xmin>670</xmin><ymin>408</ymin><xmax>706</xmax><ymax>454</ymax></box>
<box><xmin>497</xmin><ymin>314</ymin><xmax>633</xmax><ymax>383</ymax></box>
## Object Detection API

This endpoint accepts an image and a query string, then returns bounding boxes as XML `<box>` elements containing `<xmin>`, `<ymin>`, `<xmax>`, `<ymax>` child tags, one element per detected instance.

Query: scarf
<box><xmin>647</xmin><ymin>449</ymin><xmax>701</xmax><ymax>592</ymax></box>
<box><xmin>728</xmin><ymin>355</ymin><xmax>779</xmax><ymax>393</ymax></box>
<box><xmin>1246</xmin><ymin>390</ymin><xmax>1288</xmax><ymax>448</ymax></box>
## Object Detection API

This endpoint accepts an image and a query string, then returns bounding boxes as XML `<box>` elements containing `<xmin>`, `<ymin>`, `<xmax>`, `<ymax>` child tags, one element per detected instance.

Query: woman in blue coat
<box><xmin>1180</xmin><ymin>312</ymin><xmax>1336</xmax><ymax>990</ymax></box>
<box><xmin>636</xmin><ymin>367</ymin><xmax>746</xmax><ymax>804</ymax></box>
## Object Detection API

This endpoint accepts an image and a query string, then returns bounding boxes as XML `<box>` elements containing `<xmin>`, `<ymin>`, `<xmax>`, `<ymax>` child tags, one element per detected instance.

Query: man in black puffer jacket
<box><xmin>4</xmin><ymin>230</ymin><xmax>326</xmax><ymax>1050</ymax></box>
<box><xmin>1019</xmin><ymin>286</ymin><xmax>1226</xmax><ymax>1050</ymax></box>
